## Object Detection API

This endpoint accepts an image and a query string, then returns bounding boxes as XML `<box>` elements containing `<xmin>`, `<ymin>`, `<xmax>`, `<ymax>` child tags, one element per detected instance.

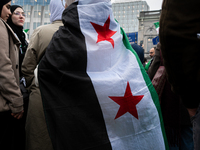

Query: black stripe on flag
<box><xmin>38</xmin><ymin>2</ymin><xmax>112</xmax><ymax>150</ymax></box>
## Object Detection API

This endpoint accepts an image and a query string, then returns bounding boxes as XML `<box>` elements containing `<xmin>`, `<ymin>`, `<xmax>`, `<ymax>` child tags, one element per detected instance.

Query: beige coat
<box><xmin>22</xmin><ymin>21</ymin><xmax>63</xmax><ymax>150</ymax></box>
<box><xmin>0</xmin><ymin>18</ymin><xmax>23</xmax><ymax>113</ymax></box>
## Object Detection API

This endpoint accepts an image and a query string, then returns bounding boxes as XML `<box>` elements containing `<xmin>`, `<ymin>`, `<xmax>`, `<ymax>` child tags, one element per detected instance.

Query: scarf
<box><xmin>50</xmin><ymin>0</ymin><xmax>65</xmax><ymax>23</ymax></box>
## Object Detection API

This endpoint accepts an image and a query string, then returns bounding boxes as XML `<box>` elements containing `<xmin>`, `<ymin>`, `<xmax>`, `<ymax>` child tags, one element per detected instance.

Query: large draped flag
<box><xmin>38</xmin><ymin>0</ymin><xmax>168</xmax><ymax>150</ymax></box>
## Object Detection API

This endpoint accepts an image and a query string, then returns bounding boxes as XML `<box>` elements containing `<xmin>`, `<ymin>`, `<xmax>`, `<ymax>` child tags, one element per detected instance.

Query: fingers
<box><xmin>11</xmin><ymin>110</ymin><xmax>24</xmax><ymax>119</ymax></box>
<box><xmin>187</xmin><ymin>108</ymin><xmax>197</xmax><ymax>118</ymax></box>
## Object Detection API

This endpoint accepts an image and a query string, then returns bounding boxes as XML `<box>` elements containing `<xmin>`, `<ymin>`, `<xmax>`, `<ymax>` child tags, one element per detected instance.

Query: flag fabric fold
<box><xmin>38</xmin><ymin>0</ymin><xmax>168</xmax><ymax>150</ymax></box>
<box><xmin>154</xmin><ymin>22</ymin><xmax>159</xmax><ymax>34</ymax></box>
<box><xmin>153</xmin><ymin>36</ymin><xmax>159</xmax><ymax>45</ymax></box>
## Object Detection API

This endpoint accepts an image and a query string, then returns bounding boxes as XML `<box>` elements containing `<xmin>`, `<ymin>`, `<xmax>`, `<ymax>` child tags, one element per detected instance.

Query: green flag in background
<box><xmin>24</xmin><ymin>29</ymin><xmax>29</xmax><ymax>33</ymax></box>
<box><xmin>154</xmin><ymin>22</ymin><xmax>159</xmax><ymax>34</ymax></box>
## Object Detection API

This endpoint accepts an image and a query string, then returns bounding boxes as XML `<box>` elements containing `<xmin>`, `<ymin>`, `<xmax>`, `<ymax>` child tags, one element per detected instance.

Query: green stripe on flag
<box><xmin>120</xmin><ymin>26</ymin><xmax>169</xmax><ymax>150</ymax></box>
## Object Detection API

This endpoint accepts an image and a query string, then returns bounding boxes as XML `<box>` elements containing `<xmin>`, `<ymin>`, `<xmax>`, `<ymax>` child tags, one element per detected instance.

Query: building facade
<box><xmin>11</xmin><ymin>0</ymin><xmax>51</xmax><ymax>36</ymax></box>
<box><xmin>112</xmin><ymin>0</ymin><xmax>149</xmax><ymax>33</ymax></box>
<box><xmin>138</xmin><ymin>10</ymin><xmax>161</xmax><ymax>58</ymax></box>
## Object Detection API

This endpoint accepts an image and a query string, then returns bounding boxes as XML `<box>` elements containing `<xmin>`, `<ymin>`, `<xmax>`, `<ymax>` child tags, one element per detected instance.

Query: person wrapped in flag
<box><xmin>38</xmin><ymin>0</ymin><xmax>169</xmax><ymax>149</ymax></box>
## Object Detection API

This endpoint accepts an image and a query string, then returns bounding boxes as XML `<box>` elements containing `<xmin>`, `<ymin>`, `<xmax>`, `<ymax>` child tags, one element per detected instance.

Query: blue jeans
<box><xmin>191</xmin><ymin>105</ymin><xmax>200</xmax><ymax>150</ymax></box>
<box><xmin>170</xmin><ymin>126</ymin><xmax>194</xmax><ymax>150</ymax></box>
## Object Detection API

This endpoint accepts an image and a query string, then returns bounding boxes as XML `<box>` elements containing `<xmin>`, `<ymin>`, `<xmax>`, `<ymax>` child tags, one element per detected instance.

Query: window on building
<box><xmin>44</xmin><ymin>22</ymin><xmax>50</xmax><ymax>25</ymax></box>
<box><xmin>34</xmin><ymin>11</ymin><xmax>41</xmax><ymax>18</ymax></box>
<box><xmin>44</xmin><ymin>11</ymin><xmax>50</xmax><ymax>18</ymax></box>
<box><xmin>25</xmin><ymin>11</ymin><xmax>31</xmax><ymax>17</ymax></box>
<box><xmin>148</xmin><ymin>37</ymin><xmax>152</xmax><ymax>42</ymax></box>
<box><xmin>23</xmin><ymin>22</ymin><xmax>30</xmax><ymax>29</ymax></box>
<box><xmin>33</xmin><ymin>22</ymin><xmax>41</xmax><ymax>30</ymax></box>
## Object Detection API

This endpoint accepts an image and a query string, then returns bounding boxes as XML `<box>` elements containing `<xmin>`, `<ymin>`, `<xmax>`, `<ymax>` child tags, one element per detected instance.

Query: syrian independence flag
<box><xmin>38</xmin><ymin>0</ymin><xmax>168</xmax><ymax>150</ymax></box>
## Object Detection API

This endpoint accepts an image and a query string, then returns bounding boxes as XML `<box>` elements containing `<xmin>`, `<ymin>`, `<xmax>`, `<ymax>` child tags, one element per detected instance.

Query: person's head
<box><xmin>0</xmin><ymin>0</ymin><xmax>11</xmax><ymax>22</ymax></box>
<box><xmin>50</xmin><ymin>0</ymin><xmax>65</xmax><ymax>23</ymax></box>
<box><xmin>8</xmin><ymin>5</ymin><xmax>25</xmax><ymax>27</ymax></box>
<box><xmin>149</xmin><ymin>47</ymin><xmax>155</xmax><ymax>58</ymax></box>
<box><xmin>131</xmin><ymin>43</ymin><xmax>144</xmax><ymax>63</ymax></box>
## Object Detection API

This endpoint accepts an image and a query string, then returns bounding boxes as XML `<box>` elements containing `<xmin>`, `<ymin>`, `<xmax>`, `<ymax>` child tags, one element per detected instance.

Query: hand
<box><xmin>11</xmin><ymin>110</ymin><xmax>24</xmax><ymax>119</ymax></box>
<box><xmin>187</xmin><ymin>108</ymin><xmax>197</xmax><ymax>117</ymax></box>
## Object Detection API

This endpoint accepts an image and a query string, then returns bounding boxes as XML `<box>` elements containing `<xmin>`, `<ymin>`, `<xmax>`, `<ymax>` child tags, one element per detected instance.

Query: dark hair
<box><xmin>131</xmin><ymin>43</ymin><xmax>144</xmax><ymax>63</ymax></box>
<box><xmin>0</xmin><ymin>0</ymin><xmax>11</xmax><ymax>16</ymax></box>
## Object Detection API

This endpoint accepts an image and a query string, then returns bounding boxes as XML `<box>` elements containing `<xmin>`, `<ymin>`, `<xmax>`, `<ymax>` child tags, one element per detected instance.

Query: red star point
<box><xmin>90</xmin><ymin>15</ymin><xmax>117</xmax><ymax>48</ymax></box>
<box><xmin>109</xmin><ymin>82</ymin><xmax>144</xmax><ymax>120</ymax></box>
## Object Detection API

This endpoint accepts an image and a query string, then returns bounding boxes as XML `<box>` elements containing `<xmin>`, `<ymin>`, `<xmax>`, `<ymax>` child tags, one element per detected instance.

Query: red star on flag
<box><xmin>90</xmin><ymin>15</ymin><xmax>117</xmax><ymax>48</ymax></box>
<box><xmin>109</xmin><ymin>82</ymin><xmax>144</xmax><ymax>120</ymax></box>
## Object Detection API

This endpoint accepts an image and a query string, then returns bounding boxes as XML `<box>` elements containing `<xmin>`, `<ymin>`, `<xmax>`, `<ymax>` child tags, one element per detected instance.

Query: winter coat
<box><xmin>160</xmin><ymin>0</ymin><xmax>200</xmax><ymax>109</ymax></box>
<box><xmin>0</xmin><ymin>18</ymin><xmax>23</xmax><ymax>113</ymax></box>
<box><xmin>21</xmin><ymin>20</ymin><xmax>63</xmax><ymax>150</ymax></box>
<box><xmin>148</xmin><ymin>43</ymin><xmax>192</xmax><ymax>147</ymax></box>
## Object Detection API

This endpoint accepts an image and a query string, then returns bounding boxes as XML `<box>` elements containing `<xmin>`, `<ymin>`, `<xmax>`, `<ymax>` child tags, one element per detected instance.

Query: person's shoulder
<box><xmin>34</xmin><ymin>22</ymin><xmax>62</xmax><ymax>35</ymax></box>
<box><xmin>0</xmin><ymin>19</ymin><xmax>9</xmax><ymax>38</ymax></box>
<box><xmin>0</xmin><ymin>18</ymin><xmax>7</xmax><ymax>29</ymax></box>
<box><xmin>31</xmin><ymin>24</ymin><xmax>54</xmax><ymax>38</ymax></box>
<box><xmin>0</xmin><ymin>18</ymin><xmax>4</xmax><ymax>24</ymax></box>
<box><xmin>34</xmin><ymin>24</ymin><xmax>52</xmax><ymax>32</ymax></box>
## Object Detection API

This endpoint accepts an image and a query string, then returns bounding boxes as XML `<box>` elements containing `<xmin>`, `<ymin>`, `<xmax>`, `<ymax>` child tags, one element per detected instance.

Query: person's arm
<box><xmin>0</xmin><ymin>20</ymin><xmax>23</xmax><ymax>116</ymax></box>
<box><xmin>21</xmin><ymin>29</ymin><xmax>40</xmax><ymax>88</ymax></box>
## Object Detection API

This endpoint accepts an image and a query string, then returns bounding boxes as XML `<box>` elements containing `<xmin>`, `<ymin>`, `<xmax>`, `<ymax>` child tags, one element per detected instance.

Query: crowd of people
<box><xmin>0</xmin><ymin>0</ymin><xmax>199</xmax><ymax>150</ymax></box>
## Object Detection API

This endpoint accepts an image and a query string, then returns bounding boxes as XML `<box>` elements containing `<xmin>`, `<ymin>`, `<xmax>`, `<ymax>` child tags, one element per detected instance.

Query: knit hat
<box><xmin>131</xmin><ymin>43</ymin><xmax>144</xmax><ymax>63</ymax></box>
<box><xmin>0</xmin><ymin>0</ymin><xmax>11</xmax><ymax>17</ymax></box>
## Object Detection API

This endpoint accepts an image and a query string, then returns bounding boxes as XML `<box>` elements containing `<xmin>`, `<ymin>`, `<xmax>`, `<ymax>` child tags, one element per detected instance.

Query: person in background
<box><xmin>148</xmin><ymin>44</ymin><xmax>161</xmax><ymax>80</ymax></box>
<box><xmin>131</xmin><ymin>43</ymin><xmax>144</xmax><ymax>64</ymax></box>
<box><xmin>149</xmin><ymin>47</ymin><xmax>155</xmax><ymax>58</ymax></box>
<box><xmin>7</xmin><ymin>5</ymin><xmax>28</xmax><ymax>78</ymax></box>
<box><xmin>37</xmin><ymin>0</ymin><xmax>167</xmax><ymax>149</ymax></box>
<box><xmin>148</xmin><ymin>43</ymin><xmax>193</xmax><ymax>150</ymax></box>
<box><xmin>143</xmin><ymin>57</ymin><xmax>147</xmax><ymax>67</ymax></box>
<box><xmin>145</xmin><ymin>47</ymin><xmax>155</xmax><ymax>72</ymax></box>
<box><xmin>159</xmin><ymin>0</ymin><xmax>200</xmax><ymax>149</ymax></box>
<box><xmin>7</xmin><ymin>6</ymin><xmax>29</xmax><ymax>149</ymax></box>
<box><xmin>21</xmin><ymin>0</ymin><xmax>65</xmax><ymax>149</ymax></box>
<box><xmin>0</xmin><ymin>0</ymin><xmax>24</xmax><ymax>150</ymax></box>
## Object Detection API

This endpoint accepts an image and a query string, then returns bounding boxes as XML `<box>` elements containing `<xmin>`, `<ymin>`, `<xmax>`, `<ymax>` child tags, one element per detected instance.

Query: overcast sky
<box><xmin>111</xmin><ymin>0</ymin><xmax>163</xmax><ymax>11</ymax></box>
<box><xmin>145</xmin><ymin>0</ymin><xmax>163</xmax><ymax>10</ymax></box>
